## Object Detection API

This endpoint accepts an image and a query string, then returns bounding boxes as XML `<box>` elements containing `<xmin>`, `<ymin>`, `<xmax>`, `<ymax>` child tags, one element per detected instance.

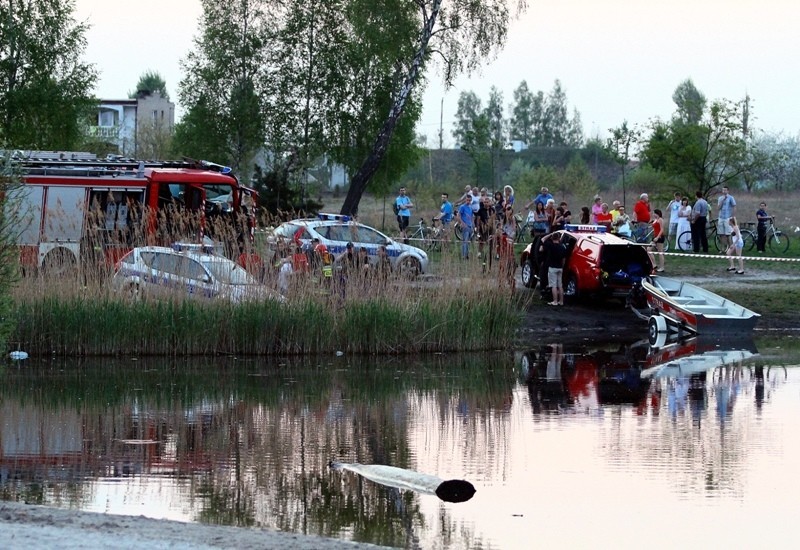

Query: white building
<box><xmin>89</xmin><ymin>92</ymin><xmax>175</xmax><ymax>158</ymax></box>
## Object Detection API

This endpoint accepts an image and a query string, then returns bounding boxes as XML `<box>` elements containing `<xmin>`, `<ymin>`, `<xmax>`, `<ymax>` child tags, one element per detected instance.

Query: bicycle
<box><xmin>453</xmin><ymin>219</ymin><xmax>475</xmax><ymax>242</ymax></box>
<box><xmin>515</xmin><ymin>213</ymin><xmax>534</xmax><ymax>243</ymax></box>
<box><xmin>759</xmin><ymin>217</ymin><xmax>791</xmax><ymax>254</ymax></box>
<box><xmin>627</xmin><ymin>223</ymin><xmax>671</xmax><ymax>252</ymax></box>
<box><xmin>408</xmin><ymin>217</ymin><xmax>447</xmax><ymax>252</ymax></box>
<box><xmin>677</xmin><ymin>218</ymin><xmax>756</xmax><ymax>253</ymax></box>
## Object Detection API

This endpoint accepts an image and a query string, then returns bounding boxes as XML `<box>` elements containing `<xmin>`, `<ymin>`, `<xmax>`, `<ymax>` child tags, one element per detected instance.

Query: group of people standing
<box><xmin>395</xmin><ymin>184</ymin><xmax>520</xmax><ymax>287</ymax></box>
<box><xmin>395</xmin><ymin>182</ymin><xmax>761</xmax><ymax>285</ymax></box>
<box><xmin>666</xmin><ymin>185</ymin><xmax>746</xmax><ymax>273</ymax></box>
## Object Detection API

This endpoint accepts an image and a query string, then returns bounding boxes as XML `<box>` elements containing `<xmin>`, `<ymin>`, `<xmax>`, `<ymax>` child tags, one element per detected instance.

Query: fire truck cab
<box><xmin>7</xmin><ymin>152</ymin><xmax>257</xmax><ymax>274</ymax></box>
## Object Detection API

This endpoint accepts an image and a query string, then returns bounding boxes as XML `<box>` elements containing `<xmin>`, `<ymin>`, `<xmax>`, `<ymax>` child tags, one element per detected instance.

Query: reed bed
<box><xmin>5</xmin><ymin>198</ymin><xmax>525</xmax><ymax>356</ymax></box>
<box><xmin>10</xmin><ymin>262</ymin><xmax>522</xmax><ymax>357</ymax></box>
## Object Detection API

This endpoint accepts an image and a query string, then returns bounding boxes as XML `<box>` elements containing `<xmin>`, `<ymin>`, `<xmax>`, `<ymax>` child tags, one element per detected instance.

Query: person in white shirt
<box><xmin>666</xmin><ymin>191</ymin><xmax>682</xmax><ymax>246</ymax></box>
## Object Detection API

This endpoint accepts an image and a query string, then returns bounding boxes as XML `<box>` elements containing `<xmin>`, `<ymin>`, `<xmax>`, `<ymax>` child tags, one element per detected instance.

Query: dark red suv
<box><xmin>520</xmin><ymin>225</ymin><xmax>653</xmax><ymax>299</ymax></box>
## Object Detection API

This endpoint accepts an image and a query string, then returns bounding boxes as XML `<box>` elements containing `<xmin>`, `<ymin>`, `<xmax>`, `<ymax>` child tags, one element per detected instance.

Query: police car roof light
<box><xmin>317</xmin><ymin>213</ymin><xmax>350</xmax><ymax>222</ymax></box>
<box><xmin>171</xmin><ymin>242</ymin><xmax>216</xmax><ymax>254</ymax></box>
<box><xmin>565</xmin><ymin>224</ymin><xmax>606</xmax><ymax>233</ymax></box>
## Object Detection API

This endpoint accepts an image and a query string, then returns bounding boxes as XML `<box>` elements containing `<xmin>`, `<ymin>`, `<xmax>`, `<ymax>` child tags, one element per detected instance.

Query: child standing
<box><xmin>650</xmin><ymin>209</ymin><xmax>666</xmax><ymax>272</ymax></box>
<box><xmin>726</xmin><ymin>218</ymin><xmax>745</xmax><ymax>274</ymax></box>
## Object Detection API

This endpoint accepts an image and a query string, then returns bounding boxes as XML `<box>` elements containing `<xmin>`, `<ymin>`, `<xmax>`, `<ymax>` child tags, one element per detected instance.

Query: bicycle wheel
<box><xmin>454</xmin><ymin>222</ymin><xmax>474</xmax><ymax>242</ymax></box>
<box><xmin>676</xmin><ymin>231</ymin><xmax>693</xmax><ymax>251</ymax></box>
<box><xmin>426</xmin><ymin>229</ymin><xmax>442</xmax><ymax>252</ymax></box>
<box><xmin>515</xmin><ymin>223</ymin><xmax>529</xmax><ymax>243</ymax></box>
<box><xmin>741</xmin><ymin>230</ymin><xmax>756</xmax><ymax>252</ymax></box>
<box><xmin>713</xmin><ymin>232</ymin><xmax>724</xmax><ymax>252</ymax></box>
<box><xmin>769</xmin><ymin>231</ymin><xmax>791</xmax><ymax>254</ymax></box>
<box><xmin>454</xmin><ymin>221</ymin><xmax>463</xmax><ymax>241</ymax></box>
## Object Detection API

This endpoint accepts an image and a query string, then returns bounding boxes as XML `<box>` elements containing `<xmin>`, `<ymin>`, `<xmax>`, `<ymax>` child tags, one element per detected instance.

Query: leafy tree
<box><xmin>485</xmin><ymin>86</ymin><xmax>506</xmax><ymax>188</ymax></box>
<box><xmin>327</xmin><ymin>0</ymin><xmax>422</xmax><ymax>208</ymax></box>
<box><xmin>507</xmin><ymin>79</ymin><xmax>582</xmax><ymax>147</ymax></box>
<box><xmin>452</xmin><ymin>91</ymin><xmax>483</xmax><ymax>147</ymax></box>
<box><xmin>0</xmin><ymin>0</ymin><xmax>97</xmax><ymax>149</ymax></box>
<box><xmin>265</xmin><ymin>0</ymin><xmax>351</xmax><ymax>208</ymax></box>
<box><xmin>672</xmin><ymin>78</ymin><xmax>706</xmax><ymax>126</ymax></box>
<box><xmin>136</xmin><ymin>118</ymin><xmax>173</xmax><ymax>160</ymax></box>
<box><xmin>509</xmin><ymin>80</ymin><xmax>535</xmax><ymax>144</ymax></box>
<box><xmin>748</xmin><ymin>131</ymin><xmax>800</xmax><ymax>191</ymax></box>
<box><xmin>559</xmin><ymin>154</ymin><xmax>597</xmax><ymax>204</ymax></box>
<box><xmin>175</xmin><ymin>0</ymin><xmax>270</xmax><ymax>181</ymax></box>
<box><xmin>251</xmin><ymin>163</ymin><xmax>322</xmax><ymax>215</ymax></box>
<box><xmin>338</xmin><ymin>0</ymin><xmax>528</xmax><ymax>215</ymax></box>
<box><xmin>462</xmin><ymin>112</ymin><xmax>492</xmax><ymax>186</ymax></box>
<box><xmin>567</xmin><ymin>107</ymin><xmax>585</xmax><ymax>147</ymax></box>
<box><xmin>541</xmin><ymin>80</ymin><xmax>569</xmax><ymax>147</ymax></box>
<box><xmin>130</xmin><ymin>70</ymin><xmax>169</xmax><ymax>99</ymax></box>
<box><xmin>605</xmin><ymin>121</ymin><xmax>640</xmax><ymax>206</ymax></box>
<box><xmin>640</xmin><ymin>96</ymin><xmax>755</xmax><ymax>197</ymax></box>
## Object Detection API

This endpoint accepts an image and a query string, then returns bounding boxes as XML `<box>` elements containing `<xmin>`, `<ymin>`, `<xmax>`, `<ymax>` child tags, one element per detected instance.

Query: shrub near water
<box><xmin>11</xmin><ymin>271</ymin><xmax>520</xmax><ymax>356</ymax></box>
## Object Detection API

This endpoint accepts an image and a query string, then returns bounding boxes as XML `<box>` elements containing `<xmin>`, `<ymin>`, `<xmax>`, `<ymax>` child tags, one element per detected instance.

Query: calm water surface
<box><xmin>2</xmin><ymin>336</ymin><xmax>799</xmax><ymax>549</ymax></box>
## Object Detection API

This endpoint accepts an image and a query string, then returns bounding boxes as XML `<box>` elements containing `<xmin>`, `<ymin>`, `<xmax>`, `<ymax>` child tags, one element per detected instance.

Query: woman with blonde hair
<box><xmin>503</xmin><ymin>185</ymin><xmax>515</xmax><ymax>208</ymax></box>
<box><xmin>726</xmin><ymin>218</ymin><xmax>745</xmax><ymax>274</ymax></box>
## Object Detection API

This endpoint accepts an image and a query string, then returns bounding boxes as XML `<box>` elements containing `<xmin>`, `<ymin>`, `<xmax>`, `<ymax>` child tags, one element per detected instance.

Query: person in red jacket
<box><xmin>633</xmin><ymin>193</ymin><xmax>651</xmax><ymax>224</ymax></box>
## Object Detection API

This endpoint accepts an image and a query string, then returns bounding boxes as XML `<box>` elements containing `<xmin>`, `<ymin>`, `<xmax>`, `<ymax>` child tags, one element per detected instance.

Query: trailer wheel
<box><xmin>42</xmin><ymin>248</ymin><xmax>77</xmax><ymax>278</ymax></box>
<box><xmin>648</xmin><ymin>315</ymin><xmax>668</xmax><ymax>347</ymax></box>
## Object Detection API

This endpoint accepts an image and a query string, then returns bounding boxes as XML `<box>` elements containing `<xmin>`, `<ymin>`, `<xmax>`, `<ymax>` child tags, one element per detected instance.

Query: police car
<box><xmin>112</xmin><ymin>243</ymin><xmax>285</xmax><ymax>303</ymax></box>
<box><xmin>271</xmin><ymin>214</ymin><xmax>429</xmax><ymax>276</ymax></box>
<box><xmin>520</xmin><ymin>224</ymin><xmax>653</xmax><ymax>299</ymax></box>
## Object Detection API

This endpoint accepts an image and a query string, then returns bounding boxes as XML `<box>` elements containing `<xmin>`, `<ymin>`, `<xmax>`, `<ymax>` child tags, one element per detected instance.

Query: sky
<box><xmin>75</xmin><ymin>0</ymin><xmax>800</xmax><ymax>147</ymax></box>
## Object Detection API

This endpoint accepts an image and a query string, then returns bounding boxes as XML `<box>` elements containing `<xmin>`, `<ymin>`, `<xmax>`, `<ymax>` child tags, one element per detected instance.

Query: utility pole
<box><xmin>438</xmin><ymin>97</ymin><xmax>444</xmax><ymax>150</ymax></box>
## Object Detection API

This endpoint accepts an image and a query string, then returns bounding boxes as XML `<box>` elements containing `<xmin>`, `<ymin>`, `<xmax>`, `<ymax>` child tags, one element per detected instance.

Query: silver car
<box><xmin>112</xmin><ymin>244</ymin><xmax>285</xmax><ymax>302</ymax></box>
<box><xmin>271</xmin><ymin>214</ymin><xmax>429</xmax><ymax>276</ymax></box>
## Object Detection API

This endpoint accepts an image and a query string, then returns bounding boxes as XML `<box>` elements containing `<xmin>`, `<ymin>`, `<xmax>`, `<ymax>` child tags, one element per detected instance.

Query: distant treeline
<box><xmin>401</xmin><ymin>145</ymin><xmax>620</xmax><ymax>192</ymax></box>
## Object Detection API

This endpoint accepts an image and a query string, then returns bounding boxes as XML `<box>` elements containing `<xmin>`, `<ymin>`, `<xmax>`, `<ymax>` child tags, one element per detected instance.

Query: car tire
<box><xmin>398</xmin><ymin>257</ymin><xmax>421</xmax><ymax>278</ymax></box>
<box><xmin>127</xmin><ymin>282</ymin><xmax>143</xmax><ymax>301</ymax></box>
<box><xmin>521</xmin><ymin>259</ymin><xmax>535</xmax><ymax>288</ymax></box>
<box><xmin>564</xmin><ymin>273</ymin><xmax>579</xmax><ymax>299</ymax></box>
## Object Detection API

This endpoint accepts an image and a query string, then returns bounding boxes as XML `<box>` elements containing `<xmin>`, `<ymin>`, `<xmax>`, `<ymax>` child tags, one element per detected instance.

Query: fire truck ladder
<box><xmin>11</xmin><ymin>152</ymin><xmax>234</xmax><ymax>178</ymax></box>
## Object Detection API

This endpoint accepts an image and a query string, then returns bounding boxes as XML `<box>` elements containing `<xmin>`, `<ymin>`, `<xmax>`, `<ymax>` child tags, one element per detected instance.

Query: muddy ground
<box><xmin>514</xmin><ymin>273</ymin><xmax>799</xmax><ymax>346</ymax></box>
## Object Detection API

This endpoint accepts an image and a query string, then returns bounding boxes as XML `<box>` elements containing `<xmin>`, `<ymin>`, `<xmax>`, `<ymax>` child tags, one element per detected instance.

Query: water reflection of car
<box><xmin>520</xmin><ymin>341</ymin><xmax>653</xmax><ymax>412</ymax></box>
<box><xmin>271</xmin><ymin>214</ymin><xmax>429</xmax><ymax>276</ymax></box>
<box><xmin>112</xmin><ymin>244</ymin><xmax>285</xmax><ymax>302</ymax></box>
<box><xmin>520</xmin><ymin>336</ymin><xmax>760</xmax><ymax>416</ymax></box>
<box><xmin>519</xmin><ymin>225</ymin><xmax>653</xmax><ymax>300</ymax></box>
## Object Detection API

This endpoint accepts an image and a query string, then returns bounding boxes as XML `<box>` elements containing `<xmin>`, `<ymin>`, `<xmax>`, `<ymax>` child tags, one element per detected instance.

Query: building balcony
<box><xmin>88</xmin><ymin>126</ymin><xmax>120</xmax><ymax>139</ymax></box>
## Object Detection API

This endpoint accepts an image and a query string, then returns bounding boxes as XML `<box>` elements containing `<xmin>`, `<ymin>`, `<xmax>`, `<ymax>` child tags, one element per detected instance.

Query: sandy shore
<box><xmin>0</xmin><ymin>501</ymin><xmax>387</xmax><ymax>550</ymax></box>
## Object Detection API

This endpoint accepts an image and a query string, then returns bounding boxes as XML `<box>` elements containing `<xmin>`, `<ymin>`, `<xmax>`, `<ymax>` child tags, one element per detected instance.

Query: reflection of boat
<box><xmin>635</xmin><ymin>276</ymin><xmax>760</xmax><ymax>341</ymax></box>
<box><xmin>641</xmin><ymin>337</ymin><xmax>758</xmax><ymax>380</ymax></box>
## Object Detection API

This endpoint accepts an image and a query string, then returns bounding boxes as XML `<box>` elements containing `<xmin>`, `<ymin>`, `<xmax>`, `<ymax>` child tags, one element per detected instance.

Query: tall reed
<box><xmin>11</xmin><ymin>266</ymin><xmax>522</xmax><ymax>357</ymax></box>
<box><xmin>9</xmin><ymin>202</ymin><xmax>525</xmax><ymax>356</ymax></box>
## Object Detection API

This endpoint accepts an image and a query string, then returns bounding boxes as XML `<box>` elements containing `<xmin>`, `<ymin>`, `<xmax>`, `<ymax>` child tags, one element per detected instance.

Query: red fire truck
<box><xmin>7</xmin><ymin>152</ymin><xmax>258</xmax><ymax>274</ymax></box>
